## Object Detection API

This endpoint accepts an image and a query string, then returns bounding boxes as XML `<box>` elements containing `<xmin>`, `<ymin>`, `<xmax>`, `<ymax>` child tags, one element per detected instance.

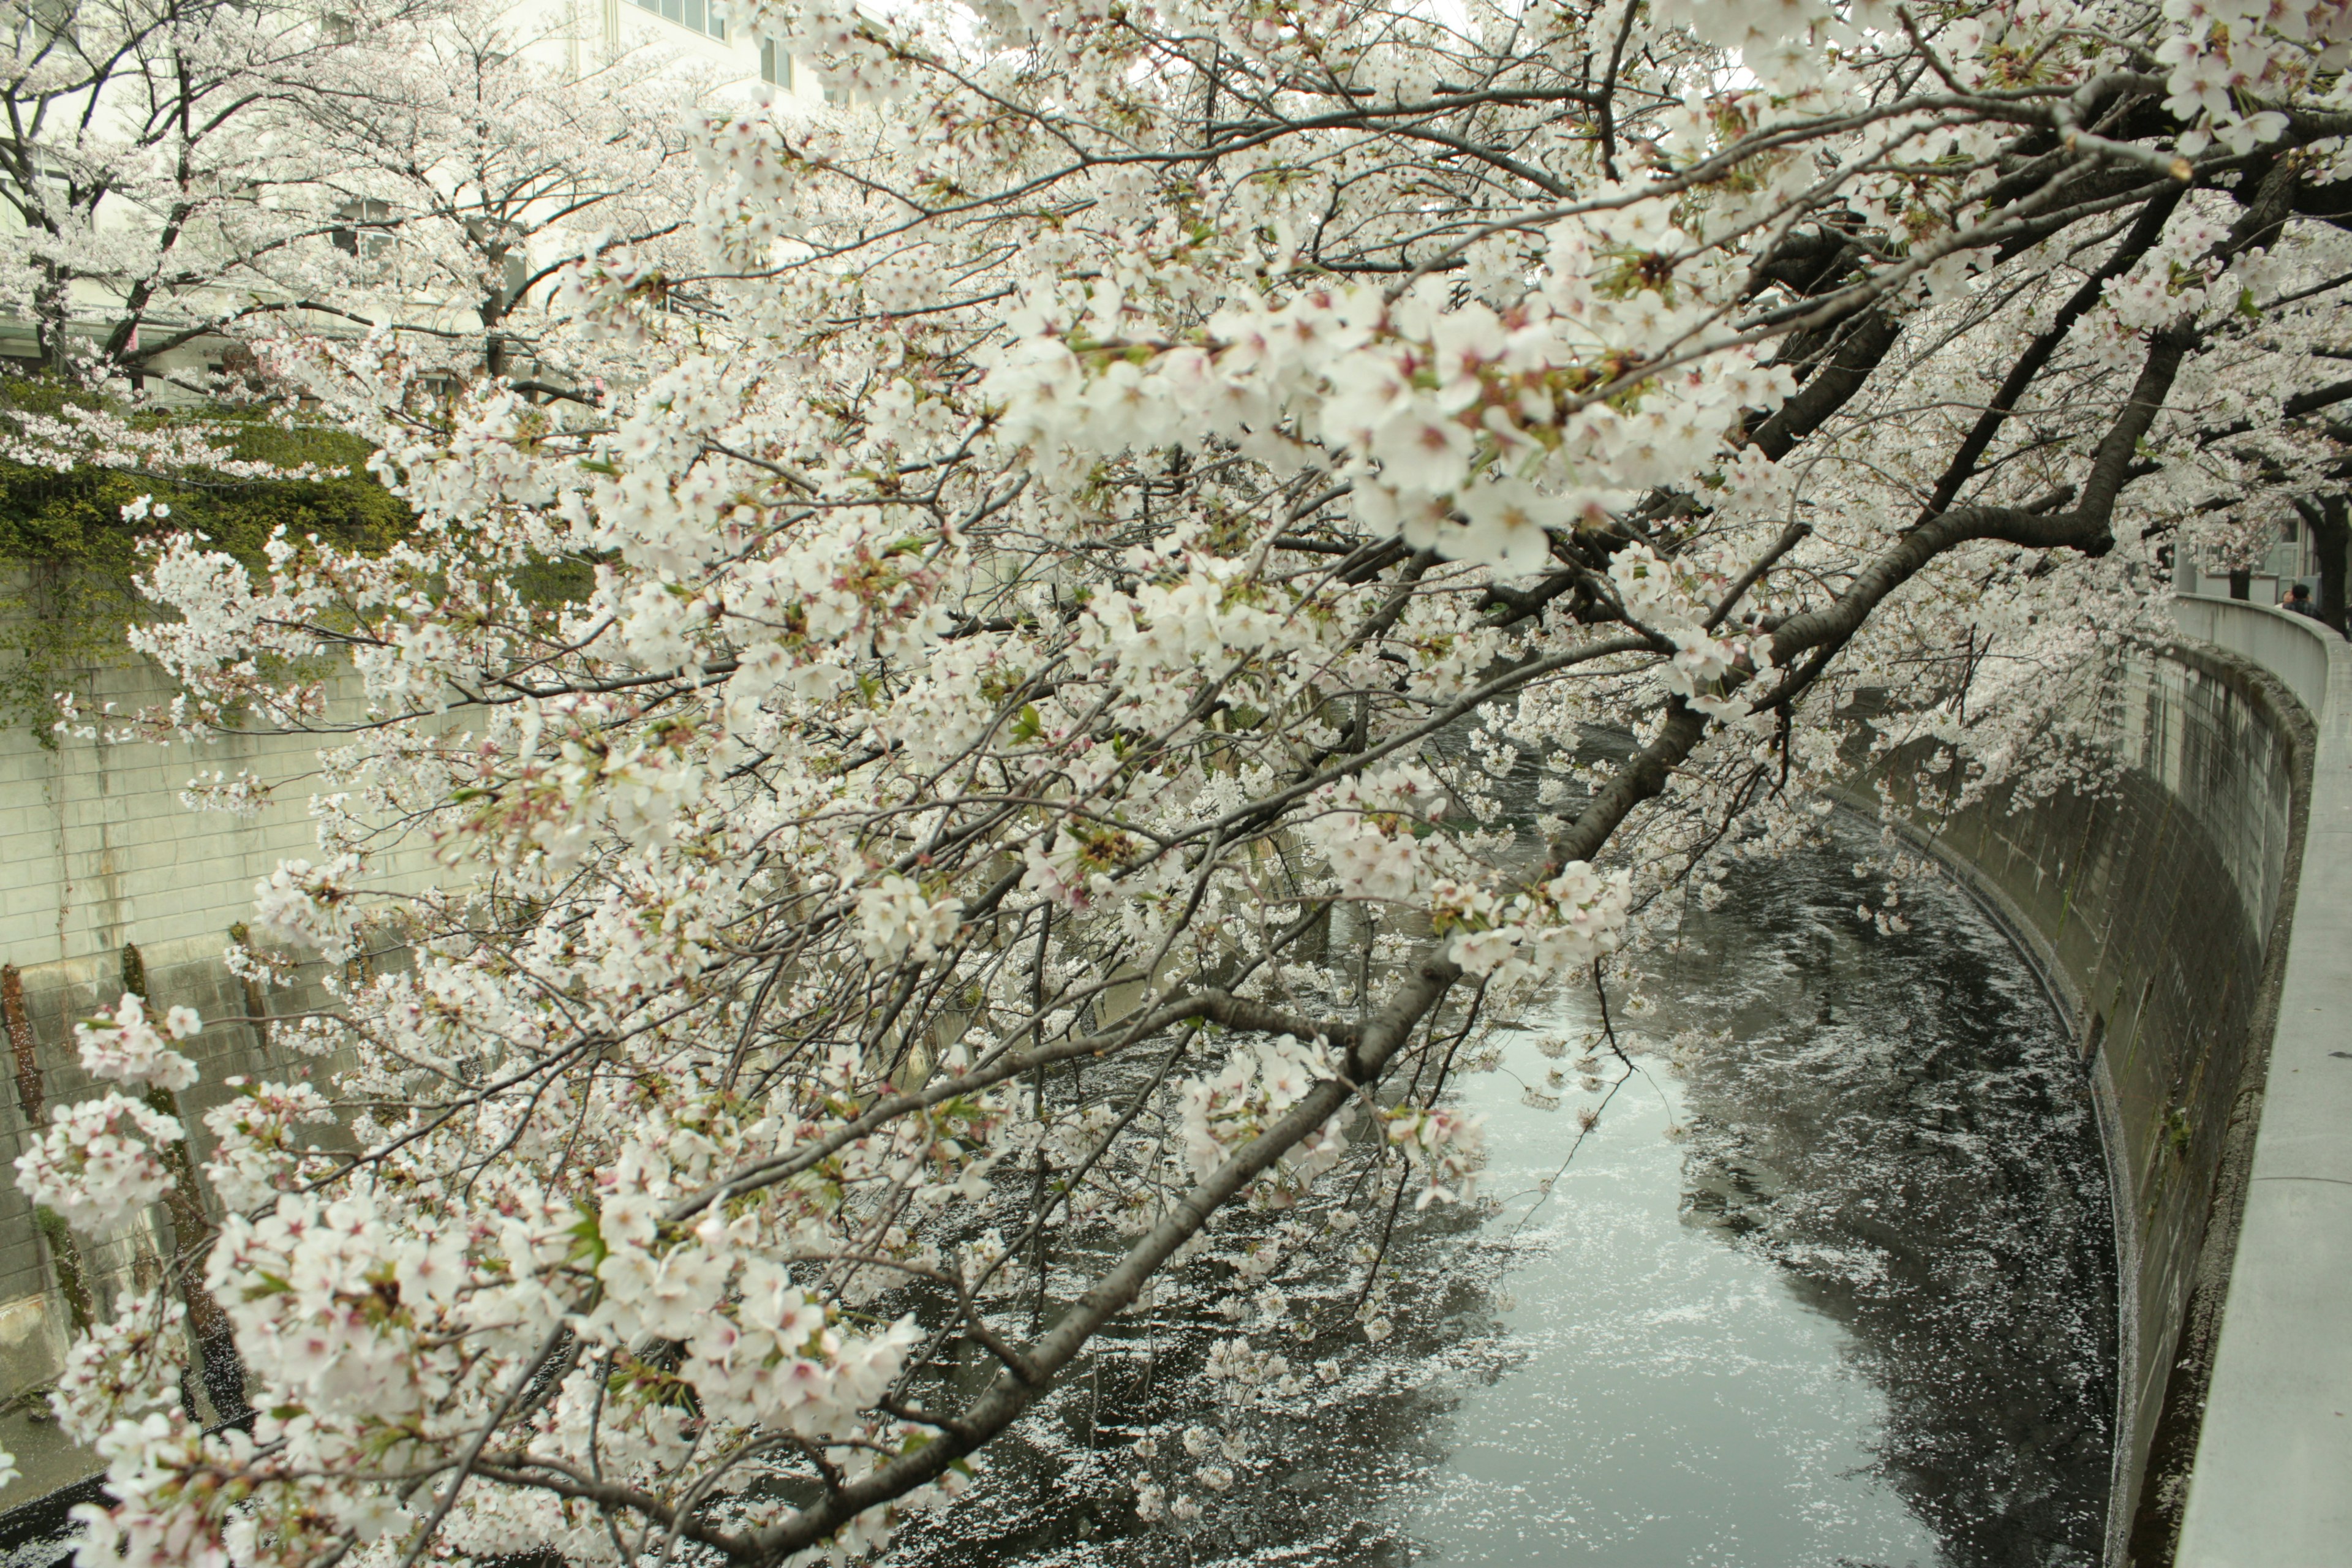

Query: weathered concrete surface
<box><xmin>1901</xmin><ymin>597</ymin><xmax>2352</xmax><ymax>1566</ymax></box>
<box><xmin>2168</xmin><ymin>596</ymin><xmax>2352</xmax><ymax>1568</ymax></box>
<box><xmin>0</xmin><ymin>643</ymin><xmax>442</xmax><ymax>968</ymax></box>
<box><xmin>0</xmin><ymin>935</ymin><xmax>383</xmax><ymax>1511</ymax></box>
<box><xmin>1894</xmin><ymin>642</ymin><xmax>2307</xmax><ymax>1567</ymax></box>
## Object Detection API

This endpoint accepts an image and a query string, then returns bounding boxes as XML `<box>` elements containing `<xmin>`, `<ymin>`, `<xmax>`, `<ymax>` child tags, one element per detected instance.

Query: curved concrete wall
<box><xmin>1905</xmin><ymin>642</ymin><xmax>2303</xmax><ymax>1567</ymax></box>
<box><xmin>1903</xmin><ymin>599</ymin><xmax>2349</xmax><ymax>1567</ymax></box>
<box><xmin>2173</xmin><ymin>598</ymin><xmax>2332</xmax><ymax>720</ymax></box>
<box><xmin>2162</xmin><ymin>599</ymin><xmax>2352</xmax><ymax>1568</ymax></box>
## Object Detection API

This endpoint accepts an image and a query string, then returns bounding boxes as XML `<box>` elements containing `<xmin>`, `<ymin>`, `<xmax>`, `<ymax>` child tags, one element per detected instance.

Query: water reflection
<box><xmin>1413</xmin><ymin>834</ymin><xmax>2111</xmax><ymax>1567</ymax></box>
<box><xmin>1411</xmin><ymin>1058</ymin><xmax>1939</xmax><ymax>1567</ymax></box>
<box><xmin>891</xmin><ymin>831</ymin><xmax>2114</xmax><ymax>1568</ymax></box>
<box><xmin>1662</xmin><ymin>843</ymin><xmax>2114</xmax><ymax>1566</ymax></box>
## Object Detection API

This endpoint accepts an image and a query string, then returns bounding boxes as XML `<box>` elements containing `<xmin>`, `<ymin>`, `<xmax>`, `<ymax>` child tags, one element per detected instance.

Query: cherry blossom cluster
<box><xmin>984</xmin><ymin>244</ymin><xmax>1798</xmax><ymax>576</ymax></box>
<box><xmin>1432</xmin><ymin>861</ymin><xmax>1635</xmax><ymax>989</ymax></box>
<box><xmin>677</xmin><ymin>1261</ymin><xmax>926</xmax><ymax>1439</ymax></box>
<box><xmin>72</xmin><ymin>993</ymin><xmax>203</xmax><ymax>1093</ymax></box>
<box><xmin>13</xmin><ymin>1093</ymin><xmax>184</xmax><ymax>1229</ymax></box>
<box><xmin>1381</xmin><ymin>1105</ymin><xmax>1491</xmax><ymax>1211</ymax></box>
<box><xmin>200</xmin><ymin>1080</ymin><xmax>338</xmax><ymax>1209</ymax></box>
<box><xmin>855</xmin><ymin>873</ymin><xmax>968</xmax><ymax>965</ymax></box>
<box><xmin>1178</xmin><ymin>1038</ymin><xmax>1349</xmax><ymax>1187</ymax></box>
<box><xmin>14</xmin><ymin>0</ymin><xmax>2352</xmax><ymax>1556</ymax></box>
<box><xmin>247</xmin><ymin>855</ymin><xmax>366</xmax><ymax>963</ymax></box>
<box><xmin>48</xmin><ymin>1293</ymin><xmax>190</xmax><ymax>1447</ymax></box>
<box><xmin>1297</xmin><ymin>765</ymin><xmax>1457</xmax><ymax>902</ymax></box>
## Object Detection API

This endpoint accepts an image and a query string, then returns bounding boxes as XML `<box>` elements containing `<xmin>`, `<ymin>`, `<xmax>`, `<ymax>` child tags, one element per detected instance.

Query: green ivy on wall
<box><xmin>0</xmin><ymin>376</ymin><xmax>415</xmax><ymax>741</ymax></box>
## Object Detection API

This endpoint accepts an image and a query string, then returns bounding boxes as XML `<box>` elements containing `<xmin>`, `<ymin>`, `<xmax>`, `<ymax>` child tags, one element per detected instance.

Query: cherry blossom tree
<box><xmin>0</xmin><ymin>1</ymin><xmax>708</xmax><ymax>719</ymax></box>
<box><xmin>254</xmin><ymin>0</ymin><xmax>716</xmax><ymax>390</ymax></box>
<box><xmin>0</xmin><ymin>0</ymin><xmax>450</xmax><ymax>383</ymax></box>
<box><xmin>2</xmin><ymin>0</ymin><xmax>709</xmax><ymax>417</ymax></box>
<box><xmin>16</xmin><ymin>0</ymin><xmax>2352</xmax><ymax>1563</ymax></box>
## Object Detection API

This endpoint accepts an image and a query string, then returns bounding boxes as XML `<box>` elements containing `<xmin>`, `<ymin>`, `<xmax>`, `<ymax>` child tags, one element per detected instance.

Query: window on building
<box><xmin>320</xmin><ymin>11</ymin><xmax>357</xmax><ymax>45</ymax></box>
<box><xmin>331</xmin><ymin>198</ymin><xmax>393</xmax><ymax>260</ymax></box>
<box><xmin>1</xmin><ymin>157</ymin><xmax>70</xmax><ymax>213</ymax></box>
<box><xmin>633</xmin><ymin>0</ymin><xmax>725</xmax><ymax>42</ymax></box>
<box><xmin>759</xmin><ymin>36</ymin><xmax>792</xmax><ymax>88</ymax></box>
<box><xmin>0</xmin><ymin>156</ymin><xmax>76</xmax><ymax>257</ymax></box>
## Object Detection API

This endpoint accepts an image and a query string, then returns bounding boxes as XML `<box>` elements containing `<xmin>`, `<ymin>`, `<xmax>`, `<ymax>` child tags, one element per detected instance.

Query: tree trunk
<box><xmin>32</xmin><ymin>260</ymin><xmax>75</xmax><ymax>376</ymax></box>
<box><xmin>2228</xmin><ymin>567</ymin><xmax>2252</xmax><ymax>600</ymax></box>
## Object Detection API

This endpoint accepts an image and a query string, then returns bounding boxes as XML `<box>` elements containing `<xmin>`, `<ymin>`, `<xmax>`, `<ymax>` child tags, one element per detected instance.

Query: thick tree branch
<box><xmin>739</xmin><ymin>957</ymin><xmax>1463</xmax><ymax>1562</ymax></box>
<box><xmin>1772</xmin><ymin>318</ymin><xmax>2198</xmax><ymax>668</ymax></box>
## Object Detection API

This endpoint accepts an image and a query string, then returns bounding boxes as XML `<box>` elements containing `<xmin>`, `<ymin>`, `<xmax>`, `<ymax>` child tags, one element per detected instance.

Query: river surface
<box><xmin>896</xmin><ymin>829</ymin><xmax>2116</xmax><ymax>1568</ymax></box>
<box><xmin>1402</xmin><ymin>838</ymin><xmax>2114</xmax><ymax>1567</ymax></box>
<box><xmin>0</xmin><ymin>832</ymin><xmax>2117</xmax><ymax>1568</ymax></box>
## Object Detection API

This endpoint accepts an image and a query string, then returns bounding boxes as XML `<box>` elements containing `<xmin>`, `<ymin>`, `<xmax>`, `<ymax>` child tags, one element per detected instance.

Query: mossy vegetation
<box><xmin>0</xmin><ymin>375</ymin><xmax>416</xmax><ymax>739</ymax></box>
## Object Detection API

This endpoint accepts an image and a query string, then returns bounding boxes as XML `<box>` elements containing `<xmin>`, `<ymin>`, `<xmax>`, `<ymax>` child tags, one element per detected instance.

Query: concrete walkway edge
<box><xmin>2169</xmin><ymin>593</ymin><xmax>2352</xmax><ymax>1567</ymax></box>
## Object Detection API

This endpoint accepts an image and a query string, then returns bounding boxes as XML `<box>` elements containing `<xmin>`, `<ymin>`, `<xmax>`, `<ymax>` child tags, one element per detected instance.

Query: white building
<box><xmin>527</xmin><ymin>0</ymin><xmax>820</xmax><ymax>102</ymax></box>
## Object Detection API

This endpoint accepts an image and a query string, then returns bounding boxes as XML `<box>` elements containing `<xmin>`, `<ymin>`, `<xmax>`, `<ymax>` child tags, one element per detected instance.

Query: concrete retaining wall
<box><xmin>2163</xmin><ymin>598</ymin><xmax>2352</xmax><ymax>1568</ymax></box>
<box><xmin>0</xmin><ymin>654</ymin><xmax>439</xmax><ymax>968</ymax></box>
<box><xmin>0</xmin><ymin>647</ymin><xmax>436</xmax><ymax>1507</ymax></box>
<box><xmin>1904</xmin><ymin>599</ymin><xmax>2348</xmax><ymax>1567</ymax></box>
<box><xmin>0</xmin><ymin>933</ymin><xmax>396</xmax><ymax>1507</ymax></box>
<box><xmin>1903</xmin><ymin>643</ymin><xmax>2302</xmax><ymax>1567</ymax></box>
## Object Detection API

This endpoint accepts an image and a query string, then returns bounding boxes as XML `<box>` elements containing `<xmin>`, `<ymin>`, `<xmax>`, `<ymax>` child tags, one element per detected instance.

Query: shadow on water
<box><xmin>1664</xmin><ymin>844</ymin><xmax>2115</xmax><ymax>1567</ymax></box>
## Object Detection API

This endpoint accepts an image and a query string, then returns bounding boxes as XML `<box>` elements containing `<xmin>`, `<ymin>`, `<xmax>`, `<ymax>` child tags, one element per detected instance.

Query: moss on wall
<box><xmin>0</xmin><ymin>375</ymin><xmax>415</xmax><ymax>739</ymax></box>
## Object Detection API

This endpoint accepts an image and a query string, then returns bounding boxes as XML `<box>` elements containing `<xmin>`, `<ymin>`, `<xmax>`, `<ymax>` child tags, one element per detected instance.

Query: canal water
<box><xmin>894</xmin><ymin>826</ymin><xmax>2115</xmax><ymax>1568</ymax></box>
<box><xmin>1403</xmin><ymin>835</ymin><xmax>2114</xmax><ymax>1567</ymax></box>
<box><xmin>0</xmin><ymin>829</ymin><xmax>2115</xmax><ymax>1567</ymax></box>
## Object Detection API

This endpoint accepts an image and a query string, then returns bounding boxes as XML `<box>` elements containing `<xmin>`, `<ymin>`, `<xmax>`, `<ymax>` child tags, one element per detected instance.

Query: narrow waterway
<box><xmin>1404</xmin><ymin>834</ymin><xmax>2114</xmax><ymax>1566</ymax></box>
<box><xmin>892</xmin><ymin>827</ymin><xmax>2115</xmax><ymax>1568</ymax></box>
<box><xmin>0</xmin><ymin>831</ymin><xmax>2115</xmax><ymax>1568</ymax></box>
